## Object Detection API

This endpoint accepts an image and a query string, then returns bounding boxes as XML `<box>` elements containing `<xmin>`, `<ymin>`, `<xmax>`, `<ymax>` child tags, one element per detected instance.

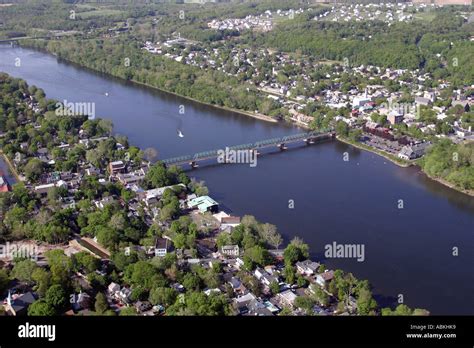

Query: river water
<box><xmin>1</xmin><ymin>45</ymin><xmax>473</xmax><ymax>314</ymax></box>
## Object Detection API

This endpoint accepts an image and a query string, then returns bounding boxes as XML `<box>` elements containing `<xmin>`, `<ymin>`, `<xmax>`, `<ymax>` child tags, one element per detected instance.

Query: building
<box><xmin>278</xmin><ymin>289</ymin><xmax>298</xmax><ymax>307</ymax></box>
<box><xmin>296</xmin><ymin>260</ymin><xmax>320</xmax><ymax>276</ymax></box>
<box><xmin>414</xmin><ymin>97</ymin><xmax>431</xmax><ymax>106</ymax></box>
<box><xmin>352</xmin><ymin>96</ymin><xmax>372</xmax><ymax>108</ymax></box>
<box><xmin>387</xmin><ymin>110</ymin><xmax>404</xmax><ymax>125</ymax></box>
<box><xmin>187</xmin><ymin>195</ymin><xmax>219</xmax><ymax>213</ymax></box>
<box><xmin>155</xmin><ymin>237</ymin><xmax>173</xmax><ymax>257</ymax></box>
<box><xmin>316</xmin><ymin>270</ymin><xmax>335</xmax><ymax>287</ymax></box>
<box><xmin>4</xmin><ymin>291</ymin><xmax>37</xmax><ymax>316</ymax></box>
<box><xmin>254</xmin><ymin>267</ymin><xmax>279</xmax><ymax>286</ymax></box>
<box><xmin>398</xmin><ymin>142</ymin><xmax>431</xmax><ymax>160</ymax></box>
<box><xmin>142</xmin><ymin>184</ymin><xmax>186</xmax><ymax>206</ymax></box>
<box><xmin>221</xmin><ymin>245</ymin><xmax>240</xmax><ymax>257</ymax></box>
<box><xmin>108</xmin><ymin>160</ymin><xmax>126</xmax><ymax>175</ymax></box>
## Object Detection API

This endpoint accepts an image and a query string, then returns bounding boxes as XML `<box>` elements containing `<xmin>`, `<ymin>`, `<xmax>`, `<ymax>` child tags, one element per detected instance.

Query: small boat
<box><xmin>105</xmin><ymin>92</ymin><xmax>109</xmax><ymax>97</ymax></box>
<box><xmin>177</xmin><ymin>130</ymin><xmax>184</xmax><ymax>138</ymax></box>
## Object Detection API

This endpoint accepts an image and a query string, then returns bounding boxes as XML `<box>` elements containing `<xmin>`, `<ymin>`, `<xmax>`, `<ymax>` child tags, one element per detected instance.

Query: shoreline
<box><xmin>17</xmin><ymin>42</ymin><xmax>278</xmax><ymax>125</ymax></box>
<box><xmin>336</xmin><ymin>136</ymin><xmax>411</xmax><ymax>168</ymax></box>
<box><xmin>0</xmin><ymin>150</ymin><xmax>21</xmax><ymax>183</ymax></box>
<box><xmin>337</xmin><ymin>136</ymin><xmax>474</xmax><ymax>197</ymax></box>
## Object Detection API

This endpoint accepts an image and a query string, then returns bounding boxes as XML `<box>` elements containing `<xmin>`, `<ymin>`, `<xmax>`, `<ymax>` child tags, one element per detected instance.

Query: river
<box><xmin>0</xmin><ymin>45</ymin><xmax>473</xmax><ymax>314</ymax></box>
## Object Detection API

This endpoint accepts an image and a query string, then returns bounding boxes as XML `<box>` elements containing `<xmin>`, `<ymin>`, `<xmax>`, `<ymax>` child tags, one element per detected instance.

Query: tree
<box><xmin>283</xmin><ymin>263</ymin><xmax>296</xmax><ymax>284</ymax></box>
<box><xmin>31</xmin><ymin>268</ymin><xmax>51</xmax><ymax>297</ymax></box>
<box><xmin>12</xmin><ymin>259</ymin><xmax>37</xmax><ymax>283</ymax></box>
<box><xmin>119</xmin><ymin>307</ymin><xmax>137</xmax><ymax>316</ymax></box>
<box><xmin>94</xmin><ymin>292</ymin><xmax>109</xmax><ymax>314</ymax></box>
<box><xmin>0</xmin><ymin>269</ymin><xmax>9</xmax><ymax>293</ymax></box>
<box><xmin>270</xmin><ymin>281</ymin><xmax>280</xmax><ymax>295</ymax></box>
<box><xmin>257</xmin><ymin>223</ymin><xmax>283</xmax><ymax>249</ymax></box>
<box><xmin>45</xmin><ymin>284</ymin><xmax>67</xmax><ymax>310</ymax></box>
<box><xmin>45</xmin><ymin>250</ymin><xmax>72</xmax><ymax>287</ymax></box>
<box><xmin>149</xmin><ymin>287</ymin><xmax>178</xmax><ymax>307</ymax></box>
<box><xmin>278</xmin><ymin>307</ymin><xmax>293</xmax><ymax>316</ymax></box>
<box><xmin>28</xmin><ymin>300</ymin><xmax>55</xmax><ymax>316</ymax></box>
<box><xmin>335</xmin><ymin>120</ymin><xmax>349</xmax><ymax>137</ymax></box>
<box><xmin>357</xmin><ymin>288</ymin><xmax>378</xmax><ymax>315</ymax></box>
<box><xmin>283</xmin><ymin>238</ymin><xmax>309</xmax><ymax>265</ymax></box>
<box><xmin>23</xmin><ymin>158</ymin><xmax>43</xmax><ymax>181</ymax></box>
<box><xmin>294</xmin><ymin>296</ymin><xmax>315</xmax><ymax>313</ymax></box>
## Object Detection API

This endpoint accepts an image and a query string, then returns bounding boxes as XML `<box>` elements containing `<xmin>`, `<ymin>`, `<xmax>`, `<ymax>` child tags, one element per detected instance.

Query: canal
<box><xmin>1</xmin><ymin>45</ymin><xmax>473</xmax><ymax>314</ymax></box>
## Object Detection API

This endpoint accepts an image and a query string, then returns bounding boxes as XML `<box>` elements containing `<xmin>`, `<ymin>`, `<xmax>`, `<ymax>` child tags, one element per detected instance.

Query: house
<box><xmin>352</xmin><ymin>95</ymin><xmax>372</xmax><ymax>108</ymax></box>
<box><xmin>71</xmin><ymin>292</ymin><xmax>92</xmax><ymax>312</ymax></box>
<box><xmin>398</xmin><ymin>142</ymin><xmax>431</xmax><ymax>160</ymax></box>
<box><xmin>414</xmin><ymin>97</ymin><xmax>431</xmax><ymax>106</ymax></box>
<box><xmin>108</xmin><ymin>160</ymin><xmax>126</xmax><ymax>175</ymax></box>
<box><xmin>316</xmin><ymin>270</ymin><xmax>335</xmax><ymax>287</ymax></box>
<box><xmin>387</xmin><ymin>110</ymin><xmax>404</xmax><ymax>125</ymax></box>
<box><xmin>117</xmin><ymin>287</ymin><xmax>132</xmax><ymax>304</ymax></box>
<box><xmin>135</xmin><ymin>301</ymin><xmax>152</xmax><ymax>313</ymax></box>
<box><xmin>228</xmin><ymin>277</ymin><xmax>247</xmax><ymax>295</ymax></box>
<box><xmin>107</xmin><ymin>282</ymin><xmax>120</xmax><ymax>296</ymax></box>
<box><xmin>278</xmin><ymin>289</ymin><xmax>298</xmax><ymax>307</ymax></box>
<box><xmin>94</xmin><ymin>196</ymin><xmax>116</xmax><ymax>209</ymax></box>
<box><xmin>142</xmin><ymin>184</ymin><xmax>186</xmax><ymax>206</ymax></box>
<box><xmin>221</xmin><ymin>216</ymin><xmax>241</xmax><ymax>229</ymax></box>
<box><xmin>187</xmin><ymin>195</ymin><xmax>219</xmax><ymax>213</ymax></box>
<box><xmin>116</xmin><ymin>172</ymin><xmax>145</xmax><ymax>186</ymax></box>
<box><xmin>296</xmin><ymin>260</ymin><xmax>320</xmax><ymax>276</ymax></box>
<box><xmin>254</xmin><ymin>267</ymin><xmax>279</xmax><ymax>286</ymax></box>
<box><xmin>155</xmin><ymin>237</ymin><xmax>173</xmax><ymax>257</ymax></box>
<box><xmin>221</xmin><ymin>245</ymin><xmax>240</xmax><ymax>257</ymax></box>
<box><xmin>233</xmin><ymin>292</ymin><xmax>257</xmax><ymax>315</ymax></box>
<box><xmin>4</xmin><ymin>291</ymin><xmax>37</xmax><ymax>316</ymax></box>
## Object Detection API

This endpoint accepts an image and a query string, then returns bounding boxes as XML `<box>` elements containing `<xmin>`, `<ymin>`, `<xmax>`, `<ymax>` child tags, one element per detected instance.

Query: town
<box><xmin>0</xmin><ymin>74</ymin><xmax>428</xmax><ymax>317</ymax></box>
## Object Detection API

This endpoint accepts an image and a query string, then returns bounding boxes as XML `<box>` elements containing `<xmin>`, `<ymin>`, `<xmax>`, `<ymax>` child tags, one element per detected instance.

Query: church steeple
<box><xmin>6</xmin><ymin>290</ymin><xmax>12</xmax><ymax>306</ymax></box>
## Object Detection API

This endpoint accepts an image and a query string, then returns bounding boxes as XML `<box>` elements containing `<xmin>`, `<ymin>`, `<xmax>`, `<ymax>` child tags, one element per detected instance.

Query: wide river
<box><xmin>1</xmin><ymin>45</ymin><xmax>473</xmax><ymax>314</ymax></box>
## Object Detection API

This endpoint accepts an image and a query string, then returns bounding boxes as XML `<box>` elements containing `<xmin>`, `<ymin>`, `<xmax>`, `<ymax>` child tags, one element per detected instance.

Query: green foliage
<box><xmin>149</xmin><ymin>287</ymin><xmax>178</xmax><ymax>307</ymax></box>
<box><xmin>28</xmin><ymin>300</ymin><xmax>55</xmax><ymax>316</ymax></box>
<box><xmin>421</xmin><ymin>140</ymin><xmax>474</xmax><ymax>190</ymax></box>
<box><xmin>0</xmin><ymin>269</ymin><xmax>9</xmax><ymax>294</ymax></box>
<box><xmin>119</xmin><ymin>307</ymin><xmax>137</xmax><ymax>316</ymax></box>
<box><xmin>283</xmin><ymin>238</ymin><xmax>310</xmax><ymax>265</ymax></box>
<box><xmin>11</xmin><ymin>259</ymin><xmax>37</xmax><ymax>283</ymax></box>
<box><xmin>94</xmin><ymin>292</ymin><xmax>109</xmax><ymax>314</ymax></box>
<box><xmin>45</xmin><ymin>284</ymin><xmax>67</xmax><ymax>311</ymax></box>
<box><xmin>381</xmin><ymin>304</ymin><xmax>429</xmax><ymax>316</ymax></box>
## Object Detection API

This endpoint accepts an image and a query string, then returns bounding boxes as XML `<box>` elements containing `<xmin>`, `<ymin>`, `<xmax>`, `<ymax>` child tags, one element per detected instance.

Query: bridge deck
<box><xmin>161</xmin><ymin>130</ymin><xmax>334</xmax><ymax>166</ymax></box>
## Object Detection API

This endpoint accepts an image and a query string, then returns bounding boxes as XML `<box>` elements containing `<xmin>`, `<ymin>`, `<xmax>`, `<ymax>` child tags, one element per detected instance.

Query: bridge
<box><xmin>0</xmin><ymin>36</ymin><xmax>49</xmax><ymax>44</ymax></box>
<box><xmin>161</xmin><ymin>129</ymin><xmax>335</xmax><ymax>168</ymax></box>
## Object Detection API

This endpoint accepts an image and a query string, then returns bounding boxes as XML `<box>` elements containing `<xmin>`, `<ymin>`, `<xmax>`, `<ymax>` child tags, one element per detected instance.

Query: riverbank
<box><xmin>336</xmin><ymin>135</ymin><xmax>411</xmax><ymax>168</ymax></box>
<box><xmin>336</xmin><ymin>136</ymin><xmax>474</xmax><ymax>197</ymax></box>
<box><xmin>17</xmin><ymin>41</ymin><xmax>278</xmax><ymax>125</ymax></box>
<box><xmin>0</xmin><ymin>150</ymin><xmax>21</xmax><ymax>182</ymax></box>
<box><xmin>422</xmin><ymin>171</ymin><xmax>474</xmax><ymax>197</ymax></box>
